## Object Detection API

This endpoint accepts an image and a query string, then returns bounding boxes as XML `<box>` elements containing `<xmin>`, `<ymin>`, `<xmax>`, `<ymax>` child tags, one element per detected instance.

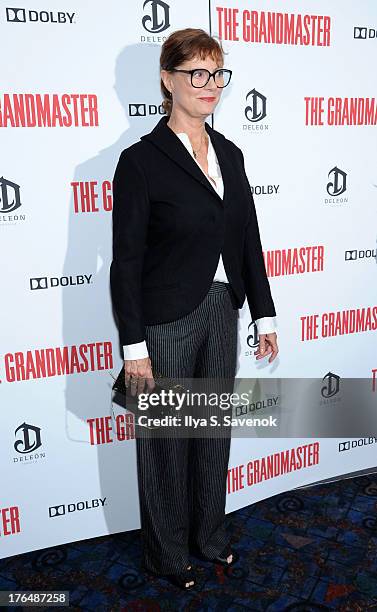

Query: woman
<box><xmin>110</xmin><ymin>28</ymin><xmax>279</xmax><ymax>589</ymax></box>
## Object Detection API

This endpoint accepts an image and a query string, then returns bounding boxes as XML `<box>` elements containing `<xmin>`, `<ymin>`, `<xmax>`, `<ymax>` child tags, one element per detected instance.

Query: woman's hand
<box><xmin>125</xmin><ymin>357</ymin><xmax>155</xmax><ymax>396</ymax></box>
<box><xmin>254</xmin><ymin>332</ymin><xmax>279</xmax><ymax>363</ymax></box>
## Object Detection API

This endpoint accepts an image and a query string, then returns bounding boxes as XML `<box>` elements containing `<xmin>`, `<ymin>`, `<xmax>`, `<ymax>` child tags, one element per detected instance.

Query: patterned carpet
<box><xmin>1</xmin><ymin>473</ymin><xmax>377</xmax><ymax>610</ymax></box>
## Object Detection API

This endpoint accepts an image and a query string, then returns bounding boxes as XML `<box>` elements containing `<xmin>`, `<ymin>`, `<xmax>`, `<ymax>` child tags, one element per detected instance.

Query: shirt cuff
<box><xmin>123</xmin><ymin>341</ymin><xmax>149</xmax><ymax>361</ymax></box>
<box><xmin>255</xmin><ymin>316</ymin><xmax>277</xmax><ymax>335</ymax></box>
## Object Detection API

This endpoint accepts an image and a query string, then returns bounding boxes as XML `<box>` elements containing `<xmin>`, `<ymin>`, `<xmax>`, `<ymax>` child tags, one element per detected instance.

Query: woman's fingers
<box><xmin>254</xmin><ymin>334</ymin><xmax>279</xmax><ymax>363</ymax></box>
<box><xmin>255</xmin><ymin>345</ymin><xmax>272</xmax><ymax>360</ymax></box>
<box><xmin>269</xmin><ymin>344</ymin><xmax>279</xmax><ymax>363</ymax></box>
<box><xmin>265</xmin><ymin>340</ymin><xmax>278</xmax><ymax>363</ymax></box>
<box><xmin>124</xmin><ymin>358</ymin><xmax>155</xmax><ymax>395</ymax></box>
<box><xmin>125</xmin><ymin>359</ymin><xmax>138</xmax><ymax>387</ymax></box>
<box><xmin>146</xmin><ymin>373</ymin><xmax>156</xmax><ymax>391</ymax></box>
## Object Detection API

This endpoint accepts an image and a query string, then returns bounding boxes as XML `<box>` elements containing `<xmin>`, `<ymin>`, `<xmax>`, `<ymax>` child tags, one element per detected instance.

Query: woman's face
<box><xmin>162</xmin><ymin>54</ymin><xmax>224</xmax><ymax>119</ymax></box>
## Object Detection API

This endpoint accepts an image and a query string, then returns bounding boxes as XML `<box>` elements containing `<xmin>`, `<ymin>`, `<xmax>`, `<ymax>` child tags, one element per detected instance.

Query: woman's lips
<box><xmin>198</xmin><ymin>97</ymin><xmax>216</xmax><ymax>102</ymax></box>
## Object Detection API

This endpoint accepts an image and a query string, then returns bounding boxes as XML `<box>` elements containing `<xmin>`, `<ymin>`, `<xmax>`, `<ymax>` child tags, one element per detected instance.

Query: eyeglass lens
<box><xmin>192</xmin><ymin>69</ymin><xmax>231</xmax><ymax>88</ymax></box>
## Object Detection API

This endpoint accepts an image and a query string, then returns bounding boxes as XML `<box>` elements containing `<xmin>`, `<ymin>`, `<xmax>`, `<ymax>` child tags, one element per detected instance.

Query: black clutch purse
<box><xmin>111</xmin><ymin>364</ymin><xmax>186</xmax><ymax>425</ymax></box>
<box><xmin>112</xmin><ymin>364</ymin><xmax>185</xmax><ymax>396</ymax></box>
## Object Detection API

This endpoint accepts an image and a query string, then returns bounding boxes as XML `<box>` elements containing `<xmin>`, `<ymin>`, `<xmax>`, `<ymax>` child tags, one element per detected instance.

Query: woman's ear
<box><xmin>160</xmin><ymin>69</ymin><xmax>172</xmax><ymax>95</ymax></box>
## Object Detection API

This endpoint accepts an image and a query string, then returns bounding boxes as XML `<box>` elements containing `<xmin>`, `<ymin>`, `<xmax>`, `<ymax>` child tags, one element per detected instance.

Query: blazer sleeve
<box><xmin>110</xmin><ymin>149</ymin><xmax>150</xmax><ymax>348</ymax></box>
<box><xmin>238</xmin><ymin>148</ymin><xmax>277</xmax><ymax>321</ymax></box>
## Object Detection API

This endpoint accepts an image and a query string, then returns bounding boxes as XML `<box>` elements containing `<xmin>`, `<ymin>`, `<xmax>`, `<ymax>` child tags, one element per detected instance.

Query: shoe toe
<box><xmin>215</xmin><ymin>546</ymin><xmax>239</xmax><ymax>566</ymax></box>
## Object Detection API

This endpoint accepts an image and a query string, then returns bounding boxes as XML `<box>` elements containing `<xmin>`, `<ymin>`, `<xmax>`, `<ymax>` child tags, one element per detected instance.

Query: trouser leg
<box><xmin>188</xmin><ymin>282</ymin><xmax>239</xmax><ymax>558</ymax></box>
<box><xmin>136</xmin><ymin>435</ymin><xmax>191</xmax><ymax>573</ymax></box>
<box><xmin>135</xmin><ymin>298</ymin><xmax>207</xmax><ymax>574</ymax></box>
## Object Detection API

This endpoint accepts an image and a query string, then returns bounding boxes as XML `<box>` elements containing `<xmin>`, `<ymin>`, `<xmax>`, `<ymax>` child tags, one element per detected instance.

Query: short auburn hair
<box><xmin>160</xmin><ymin>28</ymin><xmax>226</xmax><ymax>116</ymax></box>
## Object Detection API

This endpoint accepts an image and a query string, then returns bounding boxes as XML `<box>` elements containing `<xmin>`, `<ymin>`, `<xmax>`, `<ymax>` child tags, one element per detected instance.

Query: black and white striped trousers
<box><xmin>135</xmin><ymin>281</ymin><xmax>239</xmax><ymax>574</ymax></box>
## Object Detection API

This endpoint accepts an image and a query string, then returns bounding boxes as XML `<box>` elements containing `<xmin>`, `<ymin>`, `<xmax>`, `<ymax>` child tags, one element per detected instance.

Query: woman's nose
<box><xmin>204</xmin><ymin>79</ymin><xmax>217</xmax><ymax>92</ymax></box>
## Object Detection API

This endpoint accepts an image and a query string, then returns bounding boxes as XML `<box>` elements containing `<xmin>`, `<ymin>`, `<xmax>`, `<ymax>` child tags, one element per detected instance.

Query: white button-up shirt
<box><xmin>123</xmin><ymin>131</ymin><xmax>277</xmax><ymax>360</ymax></box>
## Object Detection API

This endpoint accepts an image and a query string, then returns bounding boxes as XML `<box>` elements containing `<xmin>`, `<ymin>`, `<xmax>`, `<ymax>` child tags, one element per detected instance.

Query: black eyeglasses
<box><xmin>170</xmin><ymin>68</ymin><xmax>232</xmax><ymax>88</ymax></box>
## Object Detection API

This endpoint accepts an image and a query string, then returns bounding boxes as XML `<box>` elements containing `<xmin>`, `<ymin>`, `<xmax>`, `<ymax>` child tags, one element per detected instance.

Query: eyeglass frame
<box><xmin>169</xmin><ymin>67</ymin><xmax>232</xmax><ymax>88</ymax></box>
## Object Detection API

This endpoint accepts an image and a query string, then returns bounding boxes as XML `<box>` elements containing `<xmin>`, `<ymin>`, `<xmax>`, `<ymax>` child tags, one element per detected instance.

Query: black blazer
<box><xmin>110</xmin><ymin>115</ymin><xmax>276</xmax><ymax>347</ymax></box>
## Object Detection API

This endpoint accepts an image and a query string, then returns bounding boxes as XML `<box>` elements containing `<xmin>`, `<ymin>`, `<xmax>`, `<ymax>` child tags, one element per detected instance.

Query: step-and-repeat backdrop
<box><xmin>1</xmin><ymin>0</ymin><xmax>376</xmax><ymax>558</ymax></box>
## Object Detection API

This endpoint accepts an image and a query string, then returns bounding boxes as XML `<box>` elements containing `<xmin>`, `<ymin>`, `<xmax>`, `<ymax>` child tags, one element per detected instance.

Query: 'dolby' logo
<box><xmin>5</xmin><ymin>7</ymin><xmax>75</xmax><ymax>23</ymax></box>
<box><xmin>6</xmin><ymin>7</ymin><xmax>26</xmax><ymax>21</ymax></box>
<box><xmin>29</xmin><ymin>274</ymin><xmax>93</xmax><ymax>290</ymax></box>
<box><xmin>354</xmin><ymin>26</ymin><xmax>376</xmax><ymax>40</ymax></box>
<box><xmin>128</xmin><ymin>103</ymin><xmax>165</xmax><ymax>117</ymax></box>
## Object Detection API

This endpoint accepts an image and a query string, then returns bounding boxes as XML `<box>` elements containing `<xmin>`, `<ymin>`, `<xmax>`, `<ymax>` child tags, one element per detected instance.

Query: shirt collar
<box><xmin>176</xmin><ymin>132</ymin><xmax>221</xmax><ymax>178</ymax></box>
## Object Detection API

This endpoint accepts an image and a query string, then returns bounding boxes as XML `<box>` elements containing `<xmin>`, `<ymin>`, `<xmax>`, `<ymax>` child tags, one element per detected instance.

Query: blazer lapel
<box><xmin>140</xmin><ymin>115</ymin><xmax>233</xmax><ymax>207</ymax></box>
